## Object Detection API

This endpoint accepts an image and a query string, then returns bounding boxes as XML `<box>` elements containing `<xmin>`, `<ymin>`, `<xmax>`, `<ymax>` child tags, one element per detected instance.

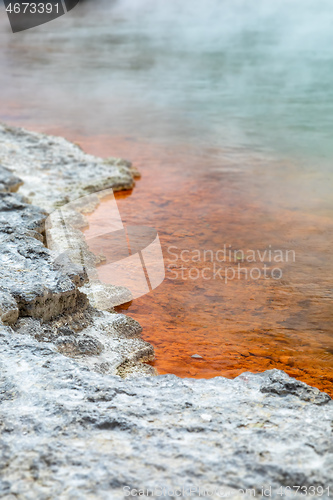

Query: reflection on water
<box><xmin>0</xmin><ymin>0</ymin><xmax>332</xmax><ymax>393</ymax></box>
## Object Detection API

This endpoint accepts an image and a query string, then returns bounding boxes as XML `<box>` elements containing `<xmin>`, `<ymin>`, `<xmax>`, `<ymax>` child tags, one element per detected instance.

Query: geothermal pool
<box><xmin>0</xmin><ymin>0</ymin><xmax>332</xmax><ymax>394</ymax></box>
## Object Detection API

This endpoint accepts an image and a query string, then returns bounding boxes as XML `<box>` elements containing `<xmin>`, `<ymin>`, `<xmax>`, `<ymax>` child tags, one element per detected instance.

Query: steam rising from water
<box><xmin>0</xmin><ymin>0</ymin><xmax>332</xmax><ymax>388</ymax></box>
<box><xmin>1</xmin><ymin>0</ymin><xmax>333</xmax><ymax>162</ymax></box>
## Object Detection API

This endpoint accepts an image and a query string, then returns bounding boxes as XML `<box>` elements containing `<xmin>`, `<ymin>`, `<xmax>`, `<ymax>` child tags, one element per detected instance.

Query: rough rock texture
<box><xmin>0</xmin><ymin>123</ymin><xmax>136</xmax><ymax>313</ymax></box>
<box><xmin>44</xmin><ymin>194</ymin><xmax>134</xmax><ymax>309</ymax></box>
<box><xmin>0</xmin><ymin>290</ymin><xmax>19</xmax><ymax>325</ymax></box>
<box><xmin>13</xmin><ymin>309</ymin><xmax>155</xmax><ymax>377</ymax></box>
<box><xmin>0</xmin><ymin>126</ymin><xmax>154</xmax><ymax>376</ymax></box>
<box><xmin>0</xmin><ymin>125</ymin><xmax>332</xmax><ymax>498</ymax></box>
<box><xmin>0</xmin><ymin>327</ymin><xmax>332</xmax><ymax>499</ymax></box>
<box><xmin>0</xmin><ymin>165</ymin><xmax>23</xmax><ymax>193</ymax></box>
<box><xmin>0</xmin><ymin>191</ymin><xmax>154</xmax><ymax>376</ymax></box>
<box><xmin>0</xmin><ymin>191</ymin><xmax>46</xmax><ymax>235</ymax></box>
<box><xmin>0</xmin><ymin>192</ymin><xmax>85</xmax><ymax>322</ymax></box>
<box><xmin>80</xmin><ymin>280</ymin><xmax>133</xmax><ymax>312</ymax></box>
<box><xmin>0</xmin><ymin>123</ymin><xmax>137</xmax><ymax>212</ymax></box>
<box><xmin>0</xmin><ymin>229</ymin><xmax>84</xmax><ymax>321</ymax></box>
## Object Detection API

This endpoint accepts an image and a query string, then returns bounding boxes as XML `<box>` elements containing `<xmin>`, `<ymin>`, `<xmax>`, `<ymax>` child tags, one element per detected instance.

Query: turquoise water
<box><xmin>1</xmin><ymin>0</ymin><xmax>333</xmax><ymax>165</ymax></box>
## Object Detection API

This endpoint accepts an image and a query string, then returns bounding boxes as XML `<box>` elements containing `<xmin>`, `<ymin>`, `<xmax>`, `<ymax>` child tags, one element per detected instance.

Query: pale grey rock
<box><xmin>0</xmin><ymin>124</ymin><xmax>332</xmax><ymax>498</ymax></box>
<box><xmin>0</xmin><ymin>191</ymin><xmax>47</xmax><ymax>235</ymax></box>
<box><xmin>0</xmin><ymin>290</ymin><xmax>19</xmax><ymax>325</ymax></box>
<box><xmin>260</xmin><ymin>370</ymin><xmax>331</xmax><ymax>405</ymax></box>
<box><xmin>0</xmin><ymin>133</ymin><xmax>153</xmax><ymax>377</ymax></box>
<box><xmin>0</xmin><ymin>327</ymin><xmax>332</xmax><ymax>499</ymax></box>
<box><xmin>13</xmin><ymin>308</ymin><xmax>155</xmax><ymax>378</ymax></box>
<box><xmin>80</xmin><ymin>280</ymin><xmax>133</xmax><ymax>312</ymax></box>
<box><xmin>0</xmin><ymin>129</ymin><xmax>137</xmax><ymax>313</ymax></box>
<box><xmin>44</xmin><ymin>192</ymin><xmax>134</xmax><ymax>310</ymax></box>
<box><xmin>0</xmin><ymin>123</ymin><xmax>136</xmax><ymax>212</ymax></box>
<box><xmin>0</xmin><ymin>224</ymin><xmax>85</xmax><ymax>322</ymax></box>
<box><xmin>0</xmin><ymin>165</ymin><xmax>23</xmax><ymax>193</ymax></box>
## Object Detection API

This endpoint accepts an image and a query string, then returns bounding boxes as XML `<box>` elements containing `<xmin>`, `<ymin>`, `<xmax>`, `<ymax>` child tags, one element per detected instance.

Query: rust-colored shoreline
<box><xmin>75</xmin><ymin>133</ymin><xmax>333</xmax><ymax>397</ymax></box>
<box><xmin>8</xmin><ymin>124</ymin><xmax>333</xmax><ymax>396</ymax></box>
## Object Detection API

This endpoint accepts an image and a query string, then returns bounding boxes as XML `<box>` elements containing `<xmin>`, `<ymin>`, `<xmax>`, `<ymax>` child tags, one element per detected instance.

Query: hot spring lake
<box><xmin>0</xmin><ymin>0</ymin><xmax>332</xmax><ymax>394</ymax></box>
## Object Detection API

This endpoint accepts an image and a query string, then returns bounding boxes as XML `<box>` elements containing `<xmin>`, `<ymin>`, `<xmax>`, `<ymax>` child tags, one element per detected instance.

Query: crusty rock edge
<box><xmin>0</xmin><ymin>124</ymin><xmax>155</xmax><ymax>378</ymax></box>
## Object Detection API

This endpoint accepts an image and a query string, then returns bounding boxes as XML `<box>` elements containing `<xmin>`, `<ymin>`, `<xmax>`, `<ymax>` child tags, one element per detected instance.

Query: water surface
<box><xmin>0</xmin><ymin>0</ymin><xmax>332</xmax><ymax>393</ymax></box>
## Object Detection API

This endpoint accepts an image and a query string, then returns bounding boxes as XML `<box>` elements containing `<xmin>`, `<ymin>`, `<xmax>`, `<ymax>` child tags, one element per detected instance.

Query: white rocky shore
<box><xmin>0</xmin><ymin>123</ymin><xmax>154</xmax><ymax>378</ymax></box>
<box><xmin>0</xmin><ymin>124</ymin><xmax>332</xmax><ymax>499</ymax></box>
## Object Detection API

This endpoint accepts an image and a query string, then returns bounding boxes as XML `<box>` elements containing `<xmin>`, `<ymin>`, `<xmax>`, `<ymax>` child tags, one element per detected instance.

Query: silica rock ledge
<box><xmin>0</xmin><ymin>331</ymin><xmax>332</xmax><ymax>499</ymax></box>
<box><xmin>0</xmin><ymin>123</ymin><xmax>153</xmax><ymax>377</ymax></box>
<box><xmin>0</xmin><ymin>123</ymin><xmax>138</xmax><ymax>212</ymax></box>
<box><xmin>0</xmin><ymin>124</ymin><xmax>332</xmax><ymax>497</ymax></box>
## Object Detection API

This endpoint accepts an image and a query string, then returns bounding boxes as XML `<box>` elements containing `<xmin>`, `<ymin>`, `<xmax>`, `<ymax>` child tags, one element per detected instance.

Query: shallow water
<box><xmin>0</xmin><ymin>0</ymin><xmax>332</xmax><ymax>393</ymax></box>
